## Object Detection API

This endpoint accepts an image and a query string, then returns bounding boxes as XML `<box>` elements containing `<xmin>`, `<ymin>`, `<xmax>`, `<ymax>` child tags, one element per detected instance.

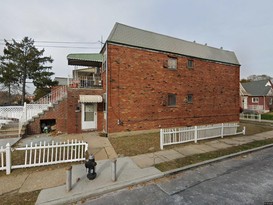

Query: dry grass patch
<box><xmin>239</xmin><ymin>122</ymin><xmax>273</xmax><ymax>135</ymax></box>
<box><xmin>0</xmin><ymin>190</ymin><xmax>40</xmax><ymax>205</ymax></box>
<box><xmin>109</xmin><ymin>133</ymin><xmax>160</xmax><ymax>156</ymax></box>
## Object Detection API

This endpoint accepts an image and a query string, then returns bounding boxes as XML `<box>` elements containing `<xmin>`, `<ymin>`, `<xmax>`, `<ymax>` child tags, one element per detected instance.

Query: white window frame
<box><xmin>168</xmin><ymin>58</ymin><xmax>177</xmax><ymax>70</ymax></box>
<box><xmin>252</xmin><ymin>97</ymin><xmax>259</xmax><ymax>103</ymax></box>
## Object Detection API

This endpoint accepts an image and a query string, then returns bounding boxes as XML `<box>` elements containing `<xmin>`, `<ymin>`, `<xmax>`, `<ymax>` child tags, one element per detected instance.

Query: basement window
<box><xmin>168</xmin><ymin>94</ymin><xmax>176</xmax><ymax>106</ymax></box>
<box><xmin>40</xmin><ymin>119</ymin><xmax>56</xmax><ymax>133</ymax></box>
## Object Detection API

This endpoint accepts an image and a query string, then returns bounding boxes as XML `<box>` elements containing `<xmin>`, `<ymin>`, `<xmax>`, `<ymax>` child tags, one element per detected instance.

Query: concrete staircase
<box><xmin>0</xmin><ymin>120</ymin><xmax>24</xmax><ymax>138</ymax></box>
<box><xmin>0</xmin><ymin>86</ymin><xmax>68</xmax><ymax>138</ymax></box>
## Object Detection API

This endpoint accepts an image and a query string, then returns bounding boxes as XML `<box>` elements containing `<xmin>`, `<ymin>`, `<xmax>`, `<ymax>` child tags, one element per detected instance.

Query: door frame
<box><xmin>81</xmin><ymin>103</ymin><xmax>97</xmax><ymax>130</ymax></box>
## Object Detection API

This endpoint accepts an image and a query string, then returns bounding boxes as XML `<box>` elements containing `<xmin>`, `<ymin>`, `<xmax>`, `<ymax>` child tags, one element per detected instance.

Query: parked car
<box><xmin>242</xmin><ymin>109</ymin><xmax>259</xmax><ymax>114</ymax></box>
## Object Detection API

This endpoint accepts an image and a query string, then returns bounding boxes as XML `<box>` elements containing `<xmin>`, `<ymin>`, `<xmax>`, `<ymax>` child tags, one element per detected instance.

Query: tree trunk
<box><xmin>21</xmin><ymin>67</ymin><xmax>27</xmax><ymax>105</ymax></box>
<box><xmin>8</xmin><ymin>84</ymin><xmax>11</xmax><ymax>105</ymax></box>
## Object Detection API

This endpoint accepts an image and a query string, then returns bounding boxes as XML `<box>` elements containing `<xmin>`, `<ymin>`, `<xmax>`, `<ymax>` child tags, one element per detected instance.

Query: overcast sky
<box><xmin>1</xmin><ymin>0</ymin><xmax>273</xmax><ymax>92</ymax></box>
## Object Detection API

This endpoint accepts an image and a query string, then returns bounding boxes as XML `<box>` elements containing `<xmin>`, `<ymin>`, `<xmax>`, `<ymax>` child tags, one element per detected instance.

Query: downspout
<box><xmin>105</xmin><ymin>44</ymin><xmax>108</xmax><ymax>136</ymax></box>
<box><xmin>264</xmin><ymin>96</ymin><xmax>265</xmax><ymax>112</ymax></box>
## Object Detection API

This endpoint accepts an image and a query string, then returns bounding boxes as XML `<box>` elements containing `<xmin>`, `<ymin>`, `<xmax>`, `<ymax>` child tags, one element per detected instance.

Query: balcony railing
<box><xmin>69</xmin><ymin>76</ymin><xmax>102</xmax><ymax>89</ymax></box>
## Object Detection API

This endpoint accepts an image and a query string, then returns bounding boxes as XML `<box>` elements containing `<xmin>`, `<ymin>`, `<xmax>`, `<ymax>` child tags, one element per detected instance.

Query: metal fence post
<box><xmin>194</xmin><ymin>126</ymin><xmax>198</xmax><ymax>143</ymax></box>
<box><xmin>66</xmin><ymin>166</ymin><xmax>72</xmax><ymax>192</ymax></box>
<box><xmin>160</xmin><ymin>129</ymin><xmax>163</xmax><ymax>150</ymax></box>
<box><xmin>259</xmin><ymin>114</ymin><xmax>261</xmax><ymax>122</ymax></box>
<box><xmin>111</xmin><ymin>158</ymin><xmax>117</xmax><ymax>182</ymax></box>
<box><xmin>5</xmin><ymin>143</ymin><xmax>11</xmax><ymax>175</ymax></box>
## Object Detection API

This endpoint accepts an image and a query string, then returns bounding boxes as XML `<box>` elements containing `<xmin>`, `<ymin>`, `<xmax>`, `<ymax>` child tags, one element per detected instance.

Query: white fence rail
<box><xmin>160</xmin><ymin>123</ymin><xmax>245</xmax><ymax>150</ymax></box>
<box><xmin>0</xmin><ymin>106</ymin><xmax>23</xmax><ymax>119</ymax></box>
<box><xmin>240</xmin><ymin>113</ymin><xmax>261</xmax><ymax>122</ymax></box>
<box><xmin>248</xmin><ymin>105</ymin><xmax>264</xmax><ymax>111</ymax></box>
<box><xmin>0</xmin><ymin>104</ymin><xmax>50</xmax><ymax>121</ymax></box>
<box><xmin>33</xmin><ymin>85</ymin><xmax>67</xmax><ymax>104</ymax></box>
<box><xmin>0</xmin><ymin>146</ymin><xmax>7</xmax><ymax>171</ymax></box>
<box><xmin>1</xmin><ymin>140</ymin><xmax>88</xmax><ymax>174</ymax></box>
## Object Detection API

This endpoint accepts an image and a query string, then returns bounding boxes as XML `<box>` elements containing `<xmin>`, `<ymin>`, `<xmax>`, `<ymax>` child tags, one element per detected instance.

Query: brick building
<box><xmin>27</xmin><ymin>23</ymin><xmax>240</xmax><ymax>136</ymax></box>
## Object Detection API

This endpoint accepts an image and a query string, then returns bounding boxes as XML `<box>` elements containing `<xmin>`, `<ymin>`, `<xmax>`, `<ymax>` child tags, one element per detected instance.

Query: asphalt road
<box><xmin>78</xmin><ymin>146</ymin><xmax>273</xmax><ymax>205</ymax></box>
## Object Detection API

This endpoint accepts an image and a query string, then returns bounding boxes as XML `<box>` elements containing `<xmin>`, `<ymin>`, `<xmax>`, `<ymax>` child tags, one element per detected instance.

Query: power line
<box><xmin>0</xmin><ymin>42</ymin><xmax>101</xmax><ymax>49</ymax></box>
<box><xmin>35</xmin><ymin>45</ymin><xmax>101</xmax><ymax>49</ymax></box>
<box><xmin>0</xmin><ymin>39</ymin><xmax>102</xmax><ymax>44</ymax></box>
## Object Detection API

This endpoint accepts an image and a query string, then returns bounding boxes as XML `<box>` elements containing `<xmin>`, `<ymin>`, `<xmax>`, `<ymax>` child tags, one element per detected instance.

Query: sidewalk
<box><xmin>1</xmin><ymin>130</ymin><xmax>273</xmax><ymax>204</ymax></box>
<box><xmin>35</xmin><ymin>130</ymin><xmax>273</xmax><ymax>205</ymax></box>
<box><xmin>35</xmin><ymin>157</ymin><xmax>163</xmax><ymax>205</ymax></box>
<box><xmin>131</xmin><ymin>131</ymin><xmax>273</xmax><ymax>168</ymax></box>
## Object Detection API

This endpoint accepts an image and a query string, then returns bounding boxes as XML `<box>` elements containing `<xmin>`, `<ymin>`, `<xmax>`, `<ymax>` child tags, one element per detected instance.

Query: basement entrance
<box><xmin>40</xmin><ymin>119</ymin><xmax>56</xmax><ymax>133</ymax></box>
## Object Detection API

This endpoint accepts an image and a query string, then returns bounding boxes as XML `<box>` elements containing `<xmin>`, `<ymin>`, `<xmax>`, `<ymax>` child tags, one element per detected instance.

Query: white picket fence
<box><xmin>160</xmin><ymin>123</ymin><xmax>246</xmax><ymax>150</ymax></box>
<box><xmin>0</xmin><ymin>146</ymin><xmax>8</xmax><ymax>171</ymax></box>
<box><xmin>0</xmin><ymin>139</ymin><xmax>88</xmax><ymax>175</ymax></box>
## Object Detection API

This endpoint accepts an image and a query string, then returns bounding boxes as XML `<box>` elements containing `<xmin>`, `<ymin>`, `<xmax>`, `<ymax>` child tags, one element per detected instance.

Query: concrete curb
<box><xmin>37</xmin><ymin>142</ymin><xmax>273</xmax><ymax>205</ymax></box>
<box><xmin>37</xmin><ymin>173</ymin><xmax>164</xmax><ymax>205</ymax></box>
<box><xmin>163</xmin><ymin>142</ymin><xmax>273</xmax><ymax>176</ymax></box>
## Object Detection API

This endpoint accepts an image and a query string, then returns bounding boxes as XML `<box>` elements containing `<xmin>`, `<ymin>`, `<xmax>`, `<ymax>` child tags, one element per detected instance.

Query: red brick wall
<box><xmin>27</xmin><ymin>88</ymin><xmax>104</xmax><ymax>135</ymax></box>
<box><xmin>66</xmin><ymin>88</ymin><xmax>104</xmax><ymax>133</ymax></box>
<box><xmin>27</xmin><ymin>97</ymin><xmax>68</xmax><ymax>134</ymax></box>
<box><xmin>106</xmin><ymin>44</ymin><xmax>240</xmax><ymax>133</ymax></box>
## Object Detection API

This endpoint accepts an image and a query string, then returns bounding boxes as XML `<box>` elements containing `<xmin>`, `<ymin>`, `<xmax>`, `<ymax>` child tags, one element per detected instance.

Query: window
<box><xmin>168</xmin><ymin>94</ymin><xmax>176</xmax><ymax>106</ymax></box>
<box><xmin>187</xmin><ymin>59</ymin><xmax>194</xmax><ymax>69</ymax></box>
<box><xmin>252</xmin><ymin>97</ymin><xmax>259</xmax><ymax>103</ymax></box>
<box><xmin>186</xmin><ymin>94</ymin><xmax>193</xmax><ymax>103</ymax></box>
<box><xmin>168</xmin><ymin>58</ymin><xmax>177</xmax><ymax>70</ymax></box>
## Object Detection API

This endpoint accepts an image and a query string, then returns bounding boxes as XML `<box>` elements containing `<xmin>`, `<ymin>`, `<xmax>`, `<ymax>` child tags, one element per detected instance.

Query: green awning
<box><xmin>67</xmin><ymin>53</ymin><xmax>103</xmax><ymax>67</ymax></box>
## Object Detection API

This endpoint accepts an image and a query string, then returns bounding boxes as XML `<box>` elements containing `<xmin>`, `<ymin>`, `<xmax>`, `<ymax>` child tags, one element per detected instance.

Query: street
<box><xmin>78</xmin><ymin>146</ymin><xmax>273</xmax><ymax>205</ymax></box>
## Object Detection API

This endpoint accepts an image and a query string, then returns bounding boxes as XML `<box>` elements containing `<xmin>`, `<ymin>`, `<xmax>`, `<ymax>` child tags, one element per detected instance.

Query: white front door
<box><xmin>243</xmin><ymin>97</ymin><xmax>248</xmax><ymax>109</ymax></box>
<box><xmin>81</xmin><ymin>103</ymin><xmax>97</xmax><ymax>130</ymax></box>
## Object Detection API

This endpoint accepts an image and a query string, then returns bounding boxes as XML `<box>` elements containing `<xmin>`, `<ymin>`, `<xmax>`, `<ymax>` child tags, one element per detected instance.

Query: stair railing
<box><xmin>18</xmin><ymin>86</ymin><xmax>68</xmax><ymax>136</ymax></box>
<box><xmin>32</xmin><ymin>85</ymin><xmax>68</xmax><ymax>105</ymax></box>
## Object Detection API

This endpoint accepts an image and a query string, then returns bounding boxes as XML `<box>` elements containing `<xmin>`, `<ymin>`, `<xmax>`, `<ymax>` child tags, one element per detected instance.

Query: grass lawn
<box><xmin>155</xmin><ymin>138</ymin><xmax>273</xmax><ymax>172</ymax></box>
<box><xmin>109</xmin><ymin>122</ymin><xmax>273</xmax><ymax>157</ymax></box>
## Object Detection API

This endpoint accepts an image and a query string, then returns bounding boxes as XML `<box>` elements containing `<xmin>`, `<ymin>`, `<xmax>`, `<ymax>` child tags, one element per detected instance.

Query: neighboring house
<box><xmin>54</xmin><ymin>77</ymin><xmax>71</xmax><ymax>86</ymax></box>
<box><xmin>26</xmin><ymin>23</ymin><xmax>240</xmax><ymax>136</ymax></box>
<box><xmin>241</xmin><ymin>80</ymin><xmax>273</xmax><ymax>113</ymax></box>
<box><xmin>240</xmin><ymin>83</ymin><xmax>250</xmax><ymax>110</ymax></box>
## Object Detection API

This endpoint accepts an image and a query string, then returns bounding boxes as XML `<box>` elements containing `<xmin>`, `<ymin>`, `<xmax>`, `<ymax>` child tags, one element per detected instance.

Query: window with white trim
<box><xmin>252</xmin><ymin>97</ymin><xmax>259</xmax><ymax>103</ymax></box>
<box><xmin>168</xmin><ymin>58</ymin><xmax>177</xmax><ymax>70</ymax></box>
